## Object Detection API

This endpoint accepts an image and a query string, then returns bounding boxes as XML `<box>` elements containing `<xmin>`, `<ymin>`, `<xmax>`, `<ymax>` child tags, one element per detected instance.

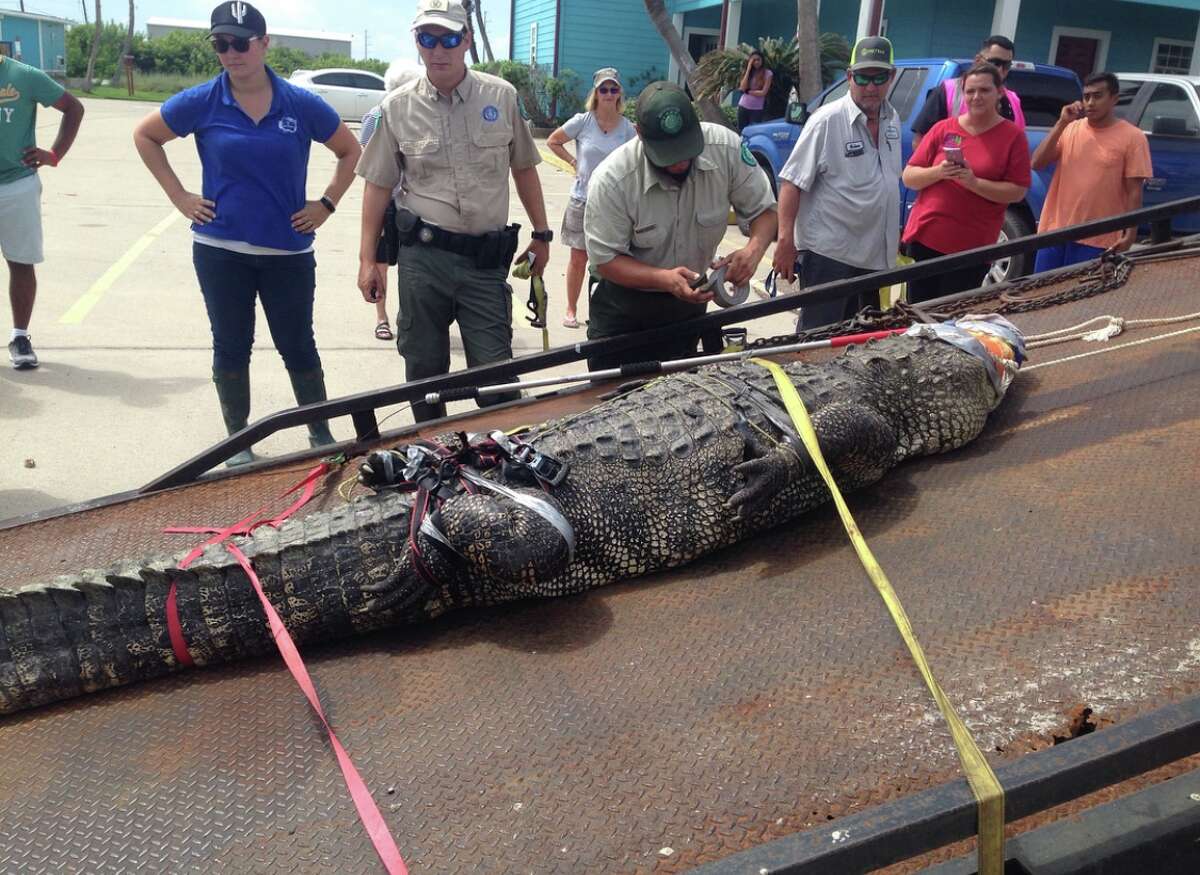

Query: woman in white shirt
<box><xmin>547</xmin><ymin>68</ymin><xmax>637</xmax><ymax>328</ymax></box>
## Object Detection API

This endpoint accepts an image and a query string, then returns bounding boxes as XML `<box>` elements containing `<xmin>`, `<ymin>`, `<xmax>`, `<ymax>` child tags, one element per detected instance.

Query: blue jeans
<box><xmin>1033</xmin><ymin>242</ymin><xmax>1105</xmax><ymax>274</ymax></box>
<box><xmin>192</xmin><ymin>242</ymin><xmax>321</xmax><ymax>372</ymax></box>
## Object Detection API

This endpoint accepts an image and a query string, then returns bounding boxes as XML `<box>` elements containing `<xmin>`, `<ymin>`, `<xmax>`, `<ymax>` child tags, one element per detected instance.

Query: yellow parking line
<box><xmin>538</xmin><ymin>147</ymin><xmax>574</xmax><ymax>175</ymax></box>
<box><xmin>59</xmin><ymin>211</ymin><xmax>180</xmax><ymax>325</ymax></box>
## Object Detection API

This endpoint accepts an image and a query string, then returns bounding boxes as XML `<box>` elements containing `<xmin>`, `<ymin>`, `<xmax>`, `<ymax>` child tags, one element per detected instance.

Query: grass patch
<box><xmin>70</xmin><ymin>73</ymin><xmax>209</xmax><ymax>103</ymax></box>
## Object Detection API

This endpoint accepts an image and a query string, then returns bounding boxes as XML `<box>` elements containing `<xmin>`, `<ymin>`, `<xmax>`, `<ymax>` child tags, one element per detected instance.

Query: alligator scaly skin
<box><xmin>0</xmin><ymin>335</ymin><xmax>1001</xmax><ymax>715</ymax></box>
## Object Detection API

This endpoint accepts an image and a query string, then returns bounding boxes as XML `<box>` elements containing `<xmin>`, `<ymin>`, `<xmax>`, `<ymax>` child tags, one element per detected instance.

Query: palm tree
<box><xmin>642</xmin><ymin>0</ymin><xmax>725</xmax><ymax>124</ymax></box>
<box><xmin>695</xmin><ymin>34</ymin><xmax>850</xmax><ymax>117</ymax></box>
<box><xmin>795</xmin><ymin>0</ymin><xmax>822</xmax><ymax>101</ymax></box>
<box><xmin>83</xmin><ymin>0</ymin><xmax>102</xmax><ymax>93</ymax></box>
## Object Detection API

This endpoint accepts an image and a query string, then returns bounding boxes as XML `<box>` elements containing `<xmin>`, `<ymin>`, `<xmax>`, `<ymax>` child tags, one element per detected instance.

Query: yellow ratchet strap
<box><xmin>752</xmin><ymin>357</ymin><xmax>1005</xmax><ymax>874</ymax></box>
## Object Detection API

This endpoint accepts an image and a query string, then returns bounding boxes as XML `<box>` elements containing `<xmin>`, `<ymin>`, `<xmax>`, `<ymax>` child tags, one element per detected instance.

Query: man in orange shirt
<box><xmin>1032</xmin><ymin>72</ymin><xmax>1152</xmax><ymax>271</ymax></box>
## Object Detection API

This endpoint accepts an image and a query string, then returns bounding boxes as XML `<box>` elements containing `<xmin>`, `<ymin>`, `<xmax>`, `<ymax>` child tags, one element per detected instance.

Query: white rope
<box><xmin>1025</xmin><ymin>311</ymin><xmax>1200</xmax><ymax>350</ymax></box>
<box><xmin>1024</xmin><ymin>324</ymin><xmax>1200</xmax><ymax>372</ymax></box>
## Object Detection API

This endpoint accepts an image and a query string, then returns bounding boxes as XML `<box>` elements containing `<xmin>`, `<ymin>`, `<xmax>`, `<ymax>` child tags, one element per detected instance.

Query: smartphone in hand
<box><xmin>943</xmin><ymin>145</ymin><xmax>965</xmax><ymax>166</ymax></box>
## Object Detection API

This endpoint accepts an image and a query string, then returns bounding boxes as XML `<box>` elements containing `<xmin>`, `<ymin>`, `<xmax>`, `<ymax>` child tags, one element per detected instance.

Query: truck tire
<box><xmin>755</xmin><ymin>154</ymin><xmax>778</xmax><ymax>198</ymax></box>
<box><xmin>986</xmin><ymin>208</ymin><xmax>1036</xmax><ymax>286</ymax></box>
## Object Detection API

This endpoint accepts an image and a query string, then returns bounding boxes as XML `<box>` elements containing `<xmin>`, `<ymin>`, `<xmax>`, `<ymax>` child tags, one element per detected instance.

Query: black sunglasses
<box><xmin>416</xmin><ymin>30</ymin><xmax>465</xmax><ymax>50</ymax></box>
<box><xmin>852</xmin><ymin>71</ymin><xmax>890</xmax><ymax>86</ymax></box>
<box><xmin>984</xmin><ymin>57</ymin><xmax>1013</xmax><ymax>69</ymax></box>
<box><xmin>210</xmin><ymin>35</ymin><xmax>259</xmax><ymax>54</ymax></box>
<box><xmin>597</xmin><ymin>85</ymin><xmax>621</xmax><ymax>95</ymax></box>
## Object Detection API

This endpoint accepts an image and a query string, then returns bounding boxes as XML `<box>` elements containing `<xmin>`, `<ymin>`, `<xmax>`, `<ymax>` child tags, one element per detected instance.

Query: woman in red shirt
<box><xmin>901</xmin><ymin>63</ymin><xmax>1030</xmax><ymax>303</ymax></box>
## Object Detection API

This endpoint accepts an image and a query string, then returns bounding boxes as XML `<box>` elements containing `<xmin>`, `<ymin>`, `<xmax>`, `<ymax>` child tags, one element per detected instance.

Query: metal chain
<box><xmin>747</xmin><ymin>250</ymin><xmax>1149</xmax><ymax>350</ymax></box>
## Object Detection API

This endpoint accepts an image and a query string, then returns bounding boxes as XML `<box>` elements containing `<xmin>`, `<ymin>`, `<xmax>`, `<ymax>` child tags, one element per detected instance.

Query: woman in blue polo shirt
<box><xmin>132</xmin><ymin>2</ymin><xmax>360</xmax><ymax>465</ymax></box>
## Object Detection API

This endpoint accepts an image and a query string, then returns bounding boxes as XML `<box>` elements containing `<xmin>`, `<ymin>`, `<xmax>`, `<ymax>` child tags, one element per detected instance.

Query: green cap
<box><xmin>848</xmin><ymin>36</ymin><xmax>895</xmax><ymax>73</ymax></box>
<box><xmin>635</xmin><ymin>81</ymin><xmax>704</xmax><ymax>168</ymax></box>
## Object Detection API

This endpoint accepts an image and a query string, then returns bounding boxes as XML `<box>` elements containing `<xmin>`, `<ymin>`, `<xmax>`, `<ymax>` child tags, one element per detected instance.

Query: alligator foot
<box><xmin>729</xmin><ymin>431</ymin><xmax>807</xmax><ymax>520</ymax></box>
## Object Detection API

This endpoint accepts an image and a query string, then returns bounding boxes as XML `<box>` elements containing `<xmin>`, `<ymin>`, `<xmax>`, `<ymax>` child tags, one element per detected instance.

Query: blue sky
<box><xmin>12</xmin><ymin>0</ymin><xmax>512</xmax><ymax>66</ymax></box>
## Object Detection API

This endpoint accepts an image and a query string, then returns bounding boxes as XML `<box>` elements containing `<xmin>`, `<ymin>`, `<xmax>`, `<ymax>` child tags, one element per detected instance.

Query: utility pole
<box><xmin>363</xmin><ymin>30</ymin><xmax>368</xmax><ymax>60</ymax></box>
<box><xmin>82</xmin><ymin>0</ymin><xmax>89</xmax><ymax>25</ymax></box>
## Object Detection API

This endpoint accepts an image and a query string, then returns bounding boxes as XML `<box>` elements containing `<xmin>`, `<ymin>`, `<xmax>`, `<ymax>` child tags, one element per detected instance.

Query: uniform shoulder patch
<box><xmin>740</xmin><ymin>143</ymin><xmax>756</xmax><ymax>166</ymax></box>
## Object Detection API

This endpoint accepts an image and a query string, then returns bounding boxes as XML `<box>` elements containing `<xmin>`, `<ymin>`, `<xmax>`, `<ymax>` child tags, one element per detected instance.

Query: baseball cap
<box><xmin>848</xmin><ymin>36</ymin><xmax>895</xmax><ymax>73</ymax></box>
<box><xmin>210</xmin><ymin>1</ymin><xmax>266</xmax><ymax>39</ymax></box>
<box><xmin>412</xmin><ymin>0</ymin><xmax>470</xmax><ymax>32</ymax></box>
<box><xmin>592</xmin><ymin>67</ymin><xmax>621</xmax><ymax>89</ymax></box>
<box><xmin>635</xmin><ymin>82</ymin><xmax>704</xmax><ymax>167</ymax></box>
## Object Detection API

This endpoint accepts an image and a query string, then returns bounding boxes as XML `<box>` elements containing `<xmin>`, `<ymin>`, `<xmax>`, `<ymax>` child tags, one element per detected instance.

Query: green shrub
<box><xmin>473</xmin><ymin>61</ymin><xmax>582</xmax><ymax>126</ymax></box>
<box><xmin>67</xmin><ymin>23</ymin><xmax>155</xmax><ymax>78</ymax></box>
<box><xmin>68</xmin><ymin>23</ymin><xmax>389</xmax><ymax>81</ymax></box>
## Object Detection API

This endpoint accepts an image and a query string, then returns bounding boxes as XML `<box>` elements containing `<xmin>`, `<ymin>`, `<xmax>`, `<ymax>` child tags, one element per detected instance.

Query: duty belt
<box><xmin>396</xmin><ymin>207</ymin><xmax>520</xmax><ymax>266</ymax></box>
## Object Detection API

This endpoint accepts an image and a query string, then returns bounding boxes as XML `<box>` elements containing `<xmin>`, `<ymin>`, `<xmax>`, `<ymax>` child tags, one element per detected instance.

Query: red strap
<box><xmin>162</xmin><ymin>459</ymin><xmax>408</xmax><ymax>873</ymax></box>
<box><xmin>828</xmin><ymin>327</ymin><xmax>909</xmax><ymax>348</ymax></box>
<box><xmin>225</xmin><ymin>543</ymin><xmax>408</xmax><ymax>874</ymax></box>
<box><xmin>165</xmin><ymin>462</ymin><xmax>332</xmax><ymax>666</ymax></box>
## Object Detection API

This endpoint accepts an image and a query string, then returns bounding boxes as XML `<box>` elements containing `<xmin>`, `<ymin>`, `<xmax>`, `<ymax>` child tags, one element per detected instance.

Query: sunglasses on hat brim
<box><xmin>852</xmin><ymin>71</ymin><xmax>891</xmax><ymax>86</ymax></box>
<box><xmin>210</xmin><ymin>35</ymin><xmax>260</xmax><ymax>54</ymax></box>
<box><xmin>416</xmin><ymin>30</ymin><xmax>466</xmax><ymax>50</ymax></box>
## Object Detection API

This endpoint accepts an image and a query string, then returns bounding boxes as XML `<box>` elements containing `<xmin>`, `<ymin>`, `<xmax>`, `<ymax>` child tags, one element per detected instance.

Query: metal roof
<box><xmin>145</xmin><ymin>17</ymin><xmax>354</xmax><ymax>44</ymax></box>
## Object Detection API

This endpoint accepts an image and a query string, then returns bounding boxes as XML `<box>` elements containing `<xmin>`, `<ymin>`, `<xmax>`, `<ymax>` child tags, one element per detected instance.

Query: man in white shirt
<box><xmin>771</xmin><ymin>36</ymin><xmax>902</xmax><ymax>330</ymax></box>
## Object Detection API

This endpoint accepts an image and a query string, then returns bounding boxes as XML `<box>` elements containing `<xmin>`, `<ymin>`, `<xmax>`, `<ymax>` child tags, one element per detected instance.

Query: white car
<box><xmin>289</xmin><ymin>68</ymin><xmax>387</xmax><ymax>121</ymax></box>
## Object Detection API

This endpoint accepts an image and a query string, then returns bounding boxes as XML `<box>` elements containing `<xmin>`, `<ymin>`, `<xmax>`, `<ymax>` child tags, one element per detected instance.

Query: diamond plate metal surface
<box><xmin>0</xmin><ymin>259</ymin><xmax>1197</xmax><ymax>873</ymax></box>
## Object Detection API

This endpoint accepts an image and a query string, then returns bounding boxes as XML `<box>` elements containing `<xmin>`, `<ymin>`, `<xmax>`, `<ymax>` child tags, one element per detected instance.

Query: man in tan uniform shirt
<box><xmin>356</xmin><ymin>0</ymin><xmax>552</xmax><ymax>421</ymax></box>
<box><xmin>584</xmin><ymin>82</ymin><xmax>776</xmax><ymax>370</ymax></box>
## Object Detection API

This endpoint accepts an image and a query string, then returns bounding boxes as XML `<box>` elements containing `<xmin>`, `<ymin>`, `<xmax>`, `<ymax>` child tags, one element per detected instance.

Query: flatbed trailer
<box><xmin>1</xmin><ymin>205</ymin><xmax>1198</xmax><ymax>873</ymax></box>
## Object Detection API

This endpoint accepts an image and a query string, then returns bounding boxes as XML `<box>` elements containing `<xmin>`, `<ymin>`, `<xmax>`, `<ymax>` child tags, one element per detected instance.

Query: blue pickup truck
<box><xmin>742</xmin><ymin>59</ymin><xmax>1082</xmax><ymax>282</ymax></box>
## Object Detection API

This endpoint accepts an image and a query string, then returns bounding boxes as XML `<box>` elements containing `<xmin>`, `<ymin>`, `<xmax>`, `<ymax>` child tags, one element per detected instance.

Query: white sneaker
<box><xmin>8</xmin><ymin>335</ymin><xmax>38</xmax><ymax>370</ymax></box>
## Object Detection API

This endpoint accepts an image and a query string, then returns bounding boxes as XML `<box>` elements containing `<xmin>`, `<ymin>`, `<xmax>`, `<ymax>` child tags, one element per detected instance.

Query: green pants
<box><xmin>585</xmin><ymin>276</ymin><xmax>706</xmax><ymax>370</ymax></box>
<box><xmin>396</xmin><ymin>245</ymin><xmax>518</xmax><ymax>420</ymax></box>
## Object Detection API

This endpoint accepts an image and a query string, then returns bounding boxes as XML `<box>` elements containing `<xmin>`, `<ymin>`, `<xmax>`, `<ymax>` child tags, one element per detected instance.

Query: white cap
<box><xmin>412</xmin><ymin>0</ymin><xmax>470</xmax><ymax>31</ymax></box>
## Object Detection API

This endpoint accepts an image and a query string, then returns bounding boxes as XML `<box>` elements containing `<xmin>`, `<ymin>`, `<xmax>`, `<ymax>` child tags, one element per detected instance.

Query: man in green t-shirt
<box><xmin>0</xmin><ymin>54</ymin><xmax>84</xmax><ymax>369</ymax></box>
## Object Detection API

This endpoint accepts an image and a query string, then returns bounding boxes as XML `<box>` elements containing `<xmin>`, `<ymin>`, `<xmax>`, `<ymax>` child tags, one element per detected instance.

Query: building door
<box><xmin>686</xmin><ymin>31</ymin><xmax>719</xmax><ymax>63</ymax></box>
<box><xmin>676</xmin><ymin>27</ymin><xmax>720</xmax><ymax>87</ymax></box>
<box><xmin>1054</xmin><ymin>36</ymin><xmax>1099</xmax><ymax>80</ymax></box>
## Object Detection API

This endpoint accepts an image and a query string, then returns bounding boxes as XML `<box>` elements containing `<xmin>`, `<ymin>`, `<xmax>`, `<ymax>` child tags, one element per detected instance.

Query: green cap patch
<box><xmin>634</xmin><ymin>81</ymin><xmax>705</xmax><ymax>168</ymax></box>
<box><xmin>660</xmin><ymin>107</ymin><xmax>683</xmax><ymax>135</ymax></box>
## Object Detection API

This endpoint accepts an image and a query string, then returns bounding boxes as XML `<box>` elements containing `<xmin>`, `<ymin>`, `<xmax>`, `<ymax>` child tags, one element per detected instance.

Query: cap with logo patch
<box><xmin>635</xmin><ymin>81</ymin><xmax>704</xmax><ymax>168</ymax></box>
<box><xmin>412</xmin><ymin>0</ymin><xmax>471</xmax><ymax>31</ymax></box>
<box><xmin>847</xmin><ymin>36</ymin><xmax>895</xmax><ymax>73</ymax></box>
<box><xmin>210</xmin><ymin>1</ymin><xmax>266</xmax><ymax>39</ymax></box>
<box><xmin>592</xmin><ymin>67</ymin><xmax>621</xmax><ymax>89</ymax></box>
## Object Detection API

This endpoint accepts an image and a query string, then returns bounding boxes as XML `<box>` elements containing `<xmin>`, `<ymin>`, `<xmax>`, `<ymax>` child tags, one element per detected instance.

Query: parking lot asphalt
<box><xmin>0</xmin><ymin>97</ymin><xmax>797</xmax><ymax>519</ymax></box>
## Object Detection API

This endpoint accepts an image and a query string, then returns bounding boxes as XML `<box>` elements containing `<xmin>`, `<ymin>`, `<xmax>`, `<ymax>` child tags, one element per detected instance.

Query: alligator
<box><xmin>0</xmin><ymin>321</ymin><xmax>1023</xmax><ymax>716</ymax></box>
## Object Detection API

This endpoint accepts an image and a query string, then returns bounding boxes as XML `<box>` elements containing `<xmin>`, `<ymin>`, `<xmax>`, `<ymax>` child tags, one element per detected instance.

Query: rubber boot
<box><xmin>287</xmin><ymin>368</ymin><xmax>337</xmax><ymax>448</ymax></box>
<box><xmin>212</xmin><ymin>369</ymin><xmax>258</xmax><ymax>467</ymax></box>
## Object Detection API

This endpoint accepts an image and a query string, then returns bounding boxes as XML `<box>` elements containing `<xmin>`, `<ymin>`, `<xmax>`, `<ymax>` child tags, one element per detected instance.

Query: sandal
<box><xmin>374</xmin><ymin>321</ymin><xmax>394</xmax><ymax>341</ymax></box>
<box><xmin>562</xmin><ymin>316</ymin><xmax>580</xmax><ymax>329</ymax></box>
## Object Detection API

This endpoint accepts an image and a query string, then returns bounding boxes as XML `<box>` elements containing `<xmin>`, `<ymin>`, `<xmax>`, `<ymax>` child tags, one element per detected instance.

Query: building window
<box><xmin>1151</xmin><ymin>39</ymin><xmax>1193</xmax><ymax>75</ymax></box>
<box><xmin>530</xmin><ymin>22</ymin><xmax>537</xmax><ymax>67</ymax></box>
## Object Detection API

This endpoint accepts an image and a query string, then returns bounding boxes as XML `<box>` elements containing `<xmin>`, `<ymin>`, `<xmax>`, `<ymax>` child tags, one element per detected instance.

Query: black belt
<box><xmin>395</xmin><ymin>208</ymin><xmax>521</xmax><ymax>269</ymax></box>
<box><xmin>411</xmin><ymin>219</ymin><xmax>491</xmax><ymax>257</ymax></box>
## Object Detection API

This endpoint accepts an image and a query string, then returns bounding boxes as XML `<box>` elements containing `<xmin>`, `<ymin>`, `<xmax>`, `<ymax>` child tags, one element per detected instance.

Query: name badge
<box><xmin>844</xmin><ymin>140</ymin><xmax>865</xmax><ymax>157</ymax></box>
<box><xmin>885</xmin><ymin>125</ymin><xmax>900</xmax><ymax>139</ymax></box>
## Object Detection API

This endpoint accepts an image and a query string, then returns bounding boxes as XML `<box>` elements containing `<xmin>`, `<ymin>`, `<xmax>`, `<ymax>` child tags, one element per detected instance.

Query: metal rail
<box><xmin>143</xmin><ymin>195</ymin><xmax>1200</xmax><ymax>492</ymax></box>
<box><xmin>693</xmin><ymin>694</ymin><xmax>1200</xmax><ymax>874</ymax></box>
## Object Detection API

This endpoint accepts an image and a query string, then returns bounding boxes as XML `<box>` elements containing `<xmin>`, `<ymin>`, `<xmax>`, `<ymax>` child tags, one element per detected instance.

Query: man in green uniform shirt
<box><xmin>0</xmin><ymin>54</ymin><xmax>84</xmax><ymax>369</ymax></box>
<box><xmin>582</xmin><ymin>81</ymin><xmax>776</xmax><ymax>369</ymax></box>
